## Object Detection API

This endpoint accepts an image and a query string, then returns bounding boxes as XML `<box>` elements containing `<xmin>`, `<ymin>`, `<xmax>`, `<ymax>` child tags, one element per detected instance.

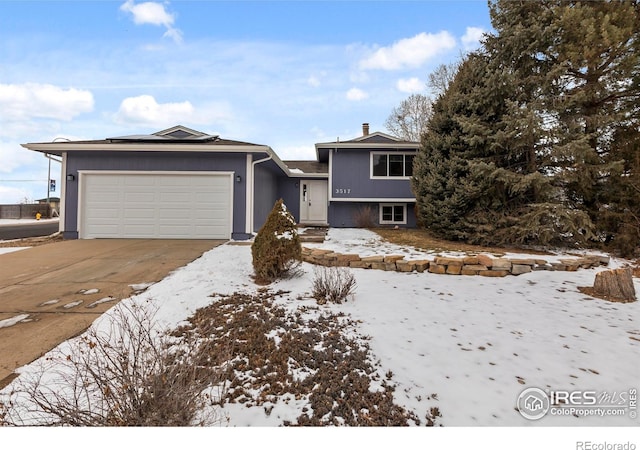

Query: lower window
<box><xmin>379</xmin><ymin>203</ymin><xmax>406</xmax><ymax>225</ymax></box>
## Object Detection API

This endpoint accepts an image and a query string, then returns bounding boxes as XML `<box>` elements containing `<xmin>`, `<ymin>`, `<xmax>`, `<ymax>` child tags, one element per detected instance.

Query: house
<box><xmin>21</xmin><ymin>124</ymin><xmax>419</xmax><ymax>240</ymax></box>
<box><xmin>313</xmin><ymin>123</ymin><xmax>418</xmax><ymax>228</ymax></box>
<box><xmin>36</xmin><ymin>197</ymin><xmax>61</xmax><ymax>209</ymax></box>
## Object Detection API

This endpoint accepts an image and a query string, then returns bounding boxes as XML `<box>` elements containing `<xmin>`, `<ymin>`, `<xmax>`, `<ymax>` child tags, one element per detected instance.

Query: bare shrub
<box><xmin>1</xmin><ymin>302</ymin><xmax>225</xmax><ymax>426</ymax></box>
<box><xmin>312</xmin><ymin>266</ymin><xmax>357</xmax><ymax>305</ymax></box>
<box><xmin>353</xmin><ymin>205</ymin><xmax>376</xmax><ymax>228</ymax></box>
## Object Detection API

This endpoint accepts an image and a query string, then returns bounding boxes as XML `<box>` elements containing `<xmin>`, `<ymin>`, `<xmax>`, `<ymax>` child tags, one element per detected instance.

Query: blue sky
<box><xmin>0</xmin><ymin>0</ymin><xmax>492</xmax><ymax>204</ymax></box>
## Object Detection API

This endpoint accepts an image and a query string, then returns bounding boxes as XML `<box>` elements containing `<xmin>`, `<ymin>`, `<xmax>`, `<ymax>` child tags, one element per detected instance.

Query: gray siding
<box><xmin>330</xmin><ymin>149</ymin><xmax>415</xmax><ymax>200</ymax></box>
<box><xmin>329</xmin><ymin>202</ymin><xmax>417</xmax><ymax>228</ymax></box>
<box><xmin>65</xmin><ymin>151</ymin><xmax>249</xmax><ymax>239</ymax></box>
<box><xmin>277</xmin><ymin>177</ymin><xmax>301</xmax><ymax>224</ymax></box>
<box><xmin>253</xmin><ymin>164</ymin><xmax>279</xmax><ymax>232</ymax></box>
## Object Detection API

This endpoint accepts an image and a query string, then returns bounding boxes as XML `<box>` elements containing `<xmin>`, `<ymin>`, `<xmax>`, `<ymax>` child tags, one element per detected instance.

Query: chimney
<box><xmin>362</xmin><ymin>123</ymin><xmax>370</xmax><ymax>136</ymax></box>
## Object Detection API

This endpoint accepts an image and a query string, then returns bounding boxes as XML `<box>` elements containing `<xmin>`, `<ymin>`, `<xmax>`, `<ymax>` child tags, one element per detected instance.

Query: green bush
<box><xmin>251</xmin><ymin>199</ymin><xmax>302</xmax><ymax>284</ymax></box>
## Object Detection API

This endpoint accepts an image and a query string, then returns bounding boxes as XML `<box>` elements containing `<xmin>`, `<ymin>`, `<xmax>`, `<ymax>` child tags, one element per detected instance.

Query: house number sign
<box><xmin>335</xmin><ymin>188</ymin><xmax>351</xmax><ymax>194</ymax></box>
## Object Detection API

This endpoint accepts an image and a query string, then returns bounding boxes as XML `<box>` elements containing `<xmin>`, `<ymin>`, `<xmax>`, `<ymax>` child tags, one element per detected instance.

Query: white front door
<box><xmin>300</xmin><ymin>179</ymin><xmax>328</xmax><ymax>224</ymax></box>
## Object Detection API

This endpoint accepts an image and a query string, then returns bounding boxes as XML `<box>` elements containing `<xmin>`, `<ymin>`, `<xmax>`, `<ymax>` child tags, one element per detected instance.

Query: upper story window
<box><xmin>371</xmin><ymin>152</ymin><xmax>415</xmax><ymax>179</ymax></box>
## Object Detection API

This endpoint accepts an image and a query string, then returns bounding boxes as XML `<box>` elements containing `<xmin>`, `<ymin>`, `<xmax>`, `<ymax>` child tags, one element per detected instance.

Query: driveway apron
<box><xmin>0</xmin><ymin>239</ymin><xmax>225</xmax><ymax>388</ymax></box>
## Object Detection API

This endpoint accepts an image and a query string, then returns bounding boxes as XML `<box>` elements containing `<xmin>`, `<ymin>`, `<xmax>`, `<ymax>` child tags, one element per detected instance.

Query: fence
<box><xmin>0</xmin><ymin>204</ymin><xmax>53</xmax><ymax>219</ymax></box>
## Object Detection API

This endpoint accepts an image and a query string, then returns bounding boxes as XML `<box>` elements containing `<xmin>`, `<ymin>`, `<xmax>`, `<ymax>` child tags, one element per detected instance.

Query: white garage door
<box><xmin>79</xmin><ymin>172</ymin><xmax>232</xmax><ymax>239</ymax></box>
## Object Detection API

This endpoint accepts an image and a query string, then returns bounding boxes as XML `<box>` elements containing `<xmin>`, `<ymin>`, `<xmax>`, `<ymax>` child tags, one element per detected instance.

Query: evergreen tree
<box><xmin>251</xmin><ymin>199</ymin><xmax>301</xmax><ymax>284</ymax></box>
<box><xmin>413</xmin><ymin>54</ymin><xmax>499</xmax><ymax>242</ymax></box>
<box><xmin>487</xmin><ymin>0</ymin><xmax>640</xmax><ymax>252</ymax></box>
<box><xmin>414</xmin><ymin>0</ymin><xmax>638</xmax><ymax>252</ymax></box>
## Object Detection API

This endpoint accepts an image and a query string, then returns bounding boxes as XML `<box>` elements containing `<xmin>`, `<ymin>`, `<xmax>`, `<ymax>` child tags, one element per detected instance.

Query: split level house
<box><xmin>22</xmin><ymin>123</ymin><xmax>419</xmax><ymax>240</ymax></box>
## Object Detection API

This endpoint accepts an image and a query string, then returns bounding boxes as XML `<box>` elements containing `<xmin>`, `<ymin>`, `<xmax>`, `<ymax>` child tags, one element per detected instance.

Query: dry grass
<box><xmin>372</xmin><ymin>227</ymin><xmax>553</xmax><ymax>256</ymax></box>
<box><xmin>177</xmin><ymin>288</ymin><xmax>437</xmax><ymax>426</ymax></box>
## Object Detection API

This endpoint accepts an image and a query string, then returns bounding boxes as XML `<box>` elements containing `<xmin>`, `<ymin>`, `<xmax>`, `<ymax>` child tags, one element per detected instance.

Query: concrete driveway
<box><xmin>0</xmin><ymin>239</ymin><xmax>225</xmax><ymax>388</ymax></box>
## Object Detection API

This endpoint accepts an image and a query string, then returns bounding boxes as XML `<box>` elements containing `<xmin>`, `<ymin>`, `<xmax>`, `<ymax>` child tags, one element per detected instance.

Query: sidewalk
<box><xmin>0</xmin><ymin>218</ymin><xmax>59</xmax><ymax>226</ymax></box>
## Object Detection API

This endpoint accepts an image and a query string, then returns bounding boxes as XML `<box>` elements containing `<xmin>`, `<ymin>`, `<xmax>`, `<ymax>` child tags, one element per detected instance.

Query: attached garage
<box><xmin>22</xmin><ymin>125</ymin><xmax>295</xmax><ymax>240</ymax></box>
<box><xmin>79</xmin><ymin>171</ymin><xmax>233</xmax><ymax>239</ymax></box>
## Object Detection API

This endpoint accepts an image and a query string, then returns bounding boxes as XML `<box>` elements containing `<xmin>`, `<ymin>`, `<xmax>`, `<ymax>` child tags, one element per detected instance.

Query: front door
<box><xmin>300</xmin><ymin>180</ymin><xmax>328</xmax><ymax>224</ymax></box>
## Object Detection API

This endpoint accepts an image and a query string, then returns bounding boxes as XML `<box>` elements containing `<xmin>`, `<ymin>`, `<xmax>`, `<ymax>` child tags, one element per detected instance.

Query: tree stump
<box><xmin>587</xmin><ymin>268</ymin><xmax>637</xmax><ymax>303</ymax></box>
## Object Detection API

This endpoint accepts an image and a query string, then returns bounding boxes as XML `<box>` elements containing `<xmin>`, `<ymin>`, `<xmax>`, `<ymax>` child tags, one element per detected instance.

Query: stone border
<box><xmin>301</xmin><ymin>248</ymin><xmax>610</xmax><ymax>277</ymax></box>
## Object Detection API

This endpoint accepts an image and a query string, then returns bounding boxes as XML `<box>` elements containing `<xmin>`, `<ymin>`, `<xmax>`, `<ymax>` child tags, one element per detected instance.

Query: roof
<box><xmin>21</xmin><ymin>125</ymin><xmax>269</xmax><ymax>156</ymax></box>
<box><xmin>21</xmin><ymin>125</ymin><xmax>300</xmax><ymax>179</ymax></box>
<box><xmin>317</xmin><ymin>131</ymin><xmax>418</xmax><ymax>146</ymax></box>
<box><xmin>283</xmin><ymin>160</ymin><xmax>328</xmax><ymax>175</ymax></box>
<box><xmin>108</xmin><ymin>125</ymin><xmax>220</xmax><ymax>143</ymax></box>
<box><xmin>314</xmin><ymin>130</ymin><xmax>419</xmax><ymax>162</ymax></box>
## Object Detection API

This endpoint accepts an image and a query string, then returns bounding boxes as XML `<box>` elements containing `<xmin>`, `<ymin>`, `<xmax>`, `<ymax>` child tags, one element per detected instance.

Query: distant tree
<box><xmin>384</xmin><ymin>93</ymin><xmax>433</xmax><ymax>142</ymax></box>
<box><xmin>427</xmin><ymin>60</ymin><xmax>461</xmax><ymax>98</ymax></box>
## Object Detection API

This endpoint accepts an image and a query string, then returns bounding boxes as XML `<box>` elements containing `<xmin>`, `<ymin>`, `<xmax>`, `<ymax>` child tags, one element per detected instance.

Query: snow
<box><xmin>1</xmin><ymin>229</ymin><xmax>639</xmax><ymax>442</ymax></box>
<box><xmin>275</xmin><ymin>230</ymin><xmax>296</xmax><ymax>240</ymax></box>
<box><xmin>0</xmin><ymin>314</ymin><xmax>30</xmax><ymax>329</ymax></box>
<box><xmin>86</xmin><ymin>297</ymin><xmax>116</xmax><ymax>308</ymax></box>
<box><xmin>0</xmin><ymin>247</ymin><xmax>29</xmax><ymax>255</ymax></box>
<box><xmin>80</xmin><ymin>288</ymin><xmax>100</xmax><ymax>295</ymax></box>
<box><xmin>0</xmin><ymin>218</ymin><xmax>59</xmax><ymax>226</ymax></box>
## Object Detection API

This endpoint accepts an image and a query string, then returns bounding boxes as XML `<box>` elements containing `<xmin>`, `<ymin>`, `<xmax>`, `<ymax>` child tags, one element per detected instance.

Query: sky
<box><xmin>0</xmin><ymin>0</ymin><xmax>492</xmax><ymax>204</ymax></box>
<box><xmin>1</xmin><ymin>228</ymin><xmax>638</xmax><ymax>443</ymax></box>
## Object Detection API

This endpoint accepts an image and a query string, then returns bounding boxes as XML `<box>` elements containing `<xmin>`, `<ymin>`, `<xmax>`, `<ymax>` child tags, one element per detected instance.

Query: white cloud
<box><xmin>276</xmin><ymin>144</ymin><xmax>316</xmax><ymax>161</ymax></box>
<box><xmin>346</xmin><ymin>88</ymin><xmax>369</xmax><ymax>101</ymax></box>
<box><xmin>163</xmin><ymin>27</ymin><xmax>184</xmax><ymax>44</ymax></box>
<box><xmin>114</xmin><ymin>95</ymin><xmax>234</xmax><ymax>129</ymax></box>
<box><xmin>114</xmin><ymin>95</ymin><xmax>194</xmax><ymax>127</ymax></box>
<box><xmin>461</xmin><ymin>26</ymin><xmax>485</xmax><ymax>51</ymax></box>
<box><xmin>307</xmin><ymin>75</ymin><xmax>321</xmax><ymax>88</ymax></box>
<box><xmin>396</xmin><ymin>77</ymin><xmax>424</xmax><ymax>93</ymax></box>
<box><xmin>0</xmin><ymin>185</ymin><xmax>32</xmax><ymax>204</ymax></box>
<box><xmin>359</xmin><ymin>31</ymin><xmax>456</xmax><ymax>71</ymax></box>
<box><xmin>120</xmin><ymin>0</ymin><xmax>183</xmax><ymax>43</ymax></box>
<box><xmin>0</xmin><ymin>140</ymin><xmax>37</xmax><ymax>174</ymax></box>
<box><xmin>0</xmin><ymin>83</ymin><xmax>94</xmax><ymax>121</ymax></box>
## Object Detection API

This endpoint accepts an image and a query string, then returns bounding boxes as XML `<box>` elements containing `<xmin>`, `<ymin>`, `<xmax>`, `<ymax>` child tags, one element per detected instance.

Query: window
<box><xmin>380</xmin><ymin>203</ymin><xmax>406</xmax><ymax>225</ymax></box>
<box><xmin>371</xmin><ymin>152</ymin><xmax>415</xmax><ymax>178</ymax></box>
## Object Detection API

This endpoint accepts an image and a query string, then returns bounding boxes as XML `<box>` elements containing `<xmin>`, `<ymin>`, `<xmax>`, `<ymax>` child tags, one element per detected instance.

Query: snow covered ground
<box><xmin>0</xmin><ymin>218</ymin><xmax>59</xmax><ymax>226</ymax></box>
<box><xmin>0</xmin><ymin>247</ymin><xmax>28</xmax><ymax>255</ymax></box>
<box><xmin>1</xmin><ymin>229</ymin><xmax>639</xmax><ymax>443</ymax></box>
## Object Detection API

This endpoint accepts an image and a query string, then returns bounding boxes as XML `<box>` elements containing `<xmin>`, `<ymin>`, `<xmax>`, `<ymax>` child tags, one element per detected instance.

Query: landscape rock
<box><xmin>428</xmin><ymin>263</ymin><xmax>447</xmax><ymax>274</ymax></box>
<box><xmin>480</xmin><ymin>270</ymin><xmax>510</xmax><ymax>277</ymax></box>
<box><xmin>511</xmin><ymin>264</ymin><xmax>532</xmax><ymax>275</ymax></box>
<box><xmin>491</xmin><ymin>258</ymin><xmax>512</xmax><ymax>270</ymax></box>
<box><xmin>463</xmin><ymin>256</ymin><xmax>479</xmax><ymax>265</ymax></box>
<box><xmin>396</xmin><ymin>260</ymin><xmax>416</xmax><ymax>272</ymax></box>
<box><xmin>477</xmin><ymin>254</ymin><xmax>494</xmax><ymax>267</ymax></box>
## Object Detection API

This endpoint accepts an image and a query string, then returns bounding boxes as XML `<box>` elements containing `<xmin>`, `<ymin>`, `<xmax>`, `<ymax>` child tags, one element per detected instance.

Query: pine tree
<box><xmin>414</xmin><ymin>1</ymin><xmax>638</xmax><ymax>251</ymax></box>
<box><xmin>487</xmin><ymin>0</ymin><xmax>640</xmax><ymax>253</ymax></box>
<box><xmin>411</xmin><ymin>55</ymin><xmax>482</xmax><ymax>240</ymax></box>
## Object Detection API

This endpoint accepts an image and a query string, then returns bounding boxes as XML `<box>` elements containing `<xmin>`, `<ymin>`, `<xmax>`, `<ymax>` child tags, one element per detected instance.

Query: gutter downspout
<box><xmin>248</xmin><ymin>154</ymin><xmax>273</xmax><ymax>235</ymax></box>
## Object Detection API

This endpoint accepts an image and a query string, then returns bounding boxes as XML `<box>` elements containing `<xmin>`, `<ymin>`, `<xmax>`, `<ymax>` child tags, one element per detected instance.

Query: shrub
<box><xmin>353</xmin><ymin>205</ymin><xmax>376</xmax><ymax>228</ymax></box>
<box><xmin>312</xmin><ymin>266</ymin><xmax>357</xmax><ymax>304</ymax></box>
<box><xmin>0</xmin><ymin>302</ymin><xmax>224</xmax><ymax>426</ymax></box>
<box><xmin>252</xmin><ymin>199</ymin><xmax>302</xmax><ymax>284</ymax></box>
